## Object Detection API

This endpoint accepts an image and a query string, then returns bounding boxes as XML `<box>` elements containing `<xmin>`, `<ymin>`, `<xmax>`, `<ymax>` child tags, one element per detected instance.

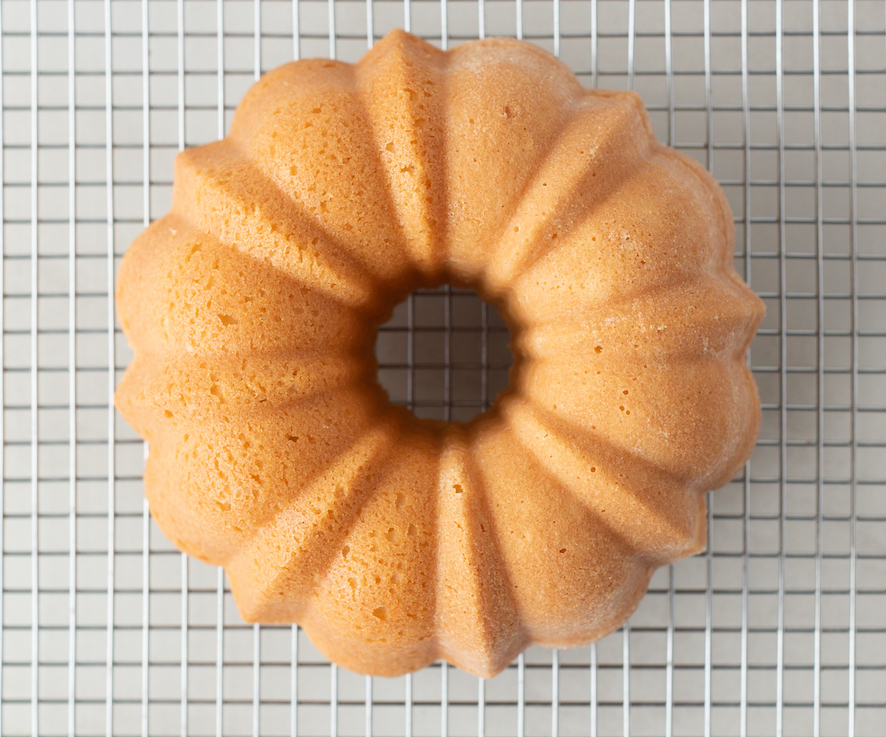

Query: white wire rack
<box><xmin>2</xmin><ymin>0</ymin><xmax>885</xmax><ymax>735</ymax></box>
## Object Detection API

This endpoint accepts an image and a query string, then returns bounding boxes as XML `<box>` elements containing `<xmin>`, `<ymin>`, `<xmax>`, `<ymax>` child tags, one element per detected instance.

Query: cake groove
<box><xmin>175</xmin><ymin>143</ymin><xmax>381</xmax><ymax>310</ymax></box>
<box><xmin>356</xmin><ymin>30</ymin><xmax>450</xmax><ymax>277</ymax></box>
<box><xmin>116</xmin><ymin>219</ymin><xmax>376</xmax><ymax>360</ymax></box>
<box><xmin>227</xmin><ymin>424</ymin><xmax>397</xmax><ymax>621</ymax></box>
<box><xmin>236</xmin><ymin>61</ymin><xmax>423</xmax><ymax>293</ymax></box>
<box><xmin>486</xmin><ymin>93</ymin><xmax>654</xmax><ymax>294</ymax></box>
<box><xmin>517</xmin><ymin>275</ymin><xmax>765</xmax><ymax>358</ymax></box>
<box><xmin>523</xmin><ymin>356</ymin><xmax>760</xmax><ymax>487</ymax></box>
<box><xmin>436</xmin><ymin>431</ymin><xmax>528</xmax><ymax>677</ymax></box>
<box><xmin>441</xmin><ymin>37</ymin><xmax>584</xmax><ymax>281</ymax></box>
<box><xmin>471</xmin><ymin>421</ymin><xmax>653</xmax><ymax>643</ymax></box>
<box><xmin>116</xmin><ymin>353</ymin><xmax>368</xmax><ymax>423</ymax></box>
<box><xmin>139</xmin><ymin>385</ymin><xmax>390</xmax><ymax>567</ymax></box>
<box><xmin>298</xmin><ymin>419</ymin><xmax>441</xmax><ymax>676</ymax></box>
<box><xmin>503</xmin><ymin>400</ymin><xmax>704</xmax><ymax>559</ymax></box>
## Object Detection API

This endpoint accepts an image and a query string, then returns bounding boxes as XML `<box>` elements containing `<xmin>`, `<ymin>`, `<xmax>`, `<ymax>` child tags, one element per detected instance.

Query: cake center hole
<box><xmin>375</xmin><ymin>287</ymin><xmax>514</xmax><ymax>422</ymax></box>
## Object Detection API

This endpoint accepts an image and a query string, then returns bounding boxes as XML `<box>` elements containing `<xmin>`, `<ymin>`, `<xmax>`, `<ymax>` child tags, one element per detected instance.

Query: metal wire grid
<box><xmin>1</xmin><ymin>0</ymin><xmax>885</xmax><ymax>735</ymax></box>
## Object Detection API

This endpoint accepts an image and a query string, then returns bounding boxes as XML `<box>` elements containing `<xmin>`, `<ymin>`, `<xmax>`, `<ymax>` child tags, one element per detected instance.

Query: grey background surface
<box><xmin>1</xmin><ymin>0</ymin><xmax>885</xmax><ymax>734</ymax></box>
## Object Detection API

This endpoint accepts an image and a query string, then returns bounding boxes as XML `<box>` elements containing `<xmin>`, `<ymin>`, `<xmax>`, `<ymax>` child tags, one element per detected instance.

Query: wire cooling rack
<box><xmin>2</xmin><ymin>0</ymin><xmax>885</xmax><ymax>735</ymax></box>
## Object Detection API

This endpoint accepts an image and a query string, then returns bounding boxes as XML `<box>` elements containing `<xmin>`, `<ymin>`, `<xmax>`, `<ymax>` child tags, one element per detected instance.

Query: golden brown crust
<box><xmin>115</xmin><ymin>30</ymin><xmax>765</xmax><ymax>678</ymax></box>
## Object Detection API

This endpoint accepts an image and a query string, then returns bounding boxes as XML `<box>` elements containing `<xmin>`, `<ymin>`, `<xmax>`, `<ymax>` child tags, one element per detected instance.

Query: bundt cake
<box><xmin>115</xmin><ymin>29</ymin><xmax>765</xmax><ymax>678</ymax></box>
